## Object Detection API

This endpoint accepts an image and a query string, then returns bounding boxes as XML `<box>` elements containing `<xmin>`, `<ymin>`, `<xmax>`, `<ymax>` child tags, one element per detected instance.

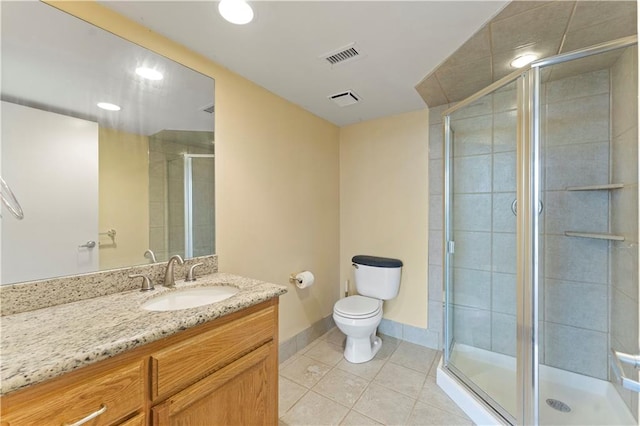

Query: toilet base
<box><xmin>344</xmin><ymin>333</ymin><xmax>382</xmax><ymax>364</ymax></box>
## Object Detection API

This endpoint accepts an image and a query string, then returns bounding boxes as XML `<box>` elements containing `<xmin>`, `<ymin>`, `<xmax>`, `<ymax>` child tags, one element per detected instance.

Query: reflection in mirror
<box><xmin>0</xmin><ymin>2</ymin><xmax>215</xmax><ymax>285</ymax></box>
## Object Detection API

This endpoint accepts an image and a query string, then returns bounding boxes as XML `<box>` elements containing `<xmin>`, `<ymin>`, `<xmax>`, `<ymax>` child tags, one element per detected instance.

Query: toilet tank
<box><xmin>352</xmin><ymin>255</ymin><xmax>403</xmax><ymax>300</ymax></box>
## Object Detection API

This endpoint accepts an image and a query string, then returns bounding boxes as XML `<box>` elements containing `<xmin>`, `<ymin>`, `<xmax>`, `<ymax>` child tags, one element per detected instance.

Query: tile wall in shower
<box><xmin>446</xmin><ymin>86</ymin><xmax>519</xmax><ymax>358</ymax></box>
<box><xmin>541</xmin><ymin>68</ymin><xmax>611</xmax><ymax>380</ymax></box>
<box><xmin>610</xmin><ymin>45</ymin><xmax>639</xmax><ymax>419</ymax></box>
<box><xmin>148</xmin><ymin>137</ymin><xmax>215</xmax><ymax>262</ymax></box>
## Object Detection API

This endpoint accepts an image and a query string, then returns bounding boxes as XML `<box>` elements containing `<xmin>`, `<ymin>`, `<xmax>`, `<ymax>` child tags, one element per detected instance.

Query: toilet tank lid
<box><xmin>352</xmin><ymin>255</ymin><xmax>403</xmax><ymax>268</ymax></box>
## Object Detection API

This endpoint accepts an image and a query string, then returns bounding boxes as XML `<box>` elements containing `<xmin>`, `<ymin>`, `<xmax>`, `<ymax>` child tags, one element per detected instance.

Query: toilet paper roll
<box><xmin>295</xmin><ymin>271</ymin><xmax>315</xmax><ymax>289</ymax></box>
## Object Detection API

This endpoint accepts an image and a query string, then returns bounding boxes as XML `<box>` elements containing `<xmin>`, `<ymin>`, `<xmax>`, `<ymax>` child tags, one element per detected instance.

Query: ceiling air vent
<box><xmin>325</xmin><ymin>47</ymin><xmax>359</xmax><ymax>65</ymax></box>
<box><xmin>329</xmin><ymin>91</ymin><xmax>360</xmax><ymax>107</ymax></box>
<box><xmin>320</xmin><ymin>43</ymin><xmax>363</xmax><ymax>66</ymax></box>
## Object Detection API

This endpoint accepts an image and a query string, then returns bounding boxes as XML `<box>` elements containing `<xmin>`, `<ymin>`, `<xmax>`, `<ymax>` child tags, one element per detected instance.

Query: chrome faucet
<box><xmin>164</xmin><ymin>255</ymin><xmax>184</xmax><ymax>288</ymax></box>
<box><xmin>144</xmin><ymin>249</ymin><xmax>157</xmax><ymax>263</ymax></box>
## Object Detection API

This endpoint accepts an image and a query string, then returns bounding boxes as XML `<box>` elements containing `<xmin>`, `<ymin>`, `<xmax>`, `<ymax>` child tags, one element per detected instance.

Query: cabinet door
<box><xmin>152</xmin><ymin>342</ymin><xmax>277</xmax><ymax>426</ymax></box>
<box><xmin>118</xmin><ymin>413</ymin><xmax>145</xmax><ymax>426</ymax></box>
<box><xmin>150</xmin><ymin>305</ymin><xmax>276</xmax><ymax>401</ymax></box>
<box><xmin>0</xmin><ymin>360</ymin><xmax>144</xmax><ymax>426</ymax></box>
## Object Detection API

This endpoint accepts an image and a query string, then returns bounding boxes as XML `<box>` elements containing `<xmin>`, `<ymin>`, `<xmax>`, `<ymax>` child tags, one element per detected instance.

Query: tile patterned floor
<box><xmin>279</xmin><ymin>328</ymin><xmax>474</xmax><ymax>426</ymax></box>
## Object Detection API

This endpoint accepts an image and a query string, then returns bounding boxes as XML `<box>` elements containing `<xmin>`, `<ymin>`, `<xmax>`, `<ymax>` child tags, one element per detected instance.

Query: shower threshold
<box><xmin>438</xmin><ymin>344</ymin><xmax>636</xmax><ymax>425</ymax></box>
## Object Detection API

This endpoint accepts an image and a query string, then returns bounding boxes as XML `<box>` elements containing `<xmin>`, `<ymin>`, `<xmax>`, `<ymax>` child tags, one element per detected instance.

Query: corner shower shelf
<box><xmin>566</xmin><ymin>183</ymin><xmax>624</xmax><ymax>191</ymax></box>
<box><xmin>565</xmin><ymin>231</ymin><xmax>625</xmax><ymax>241</ymax></box>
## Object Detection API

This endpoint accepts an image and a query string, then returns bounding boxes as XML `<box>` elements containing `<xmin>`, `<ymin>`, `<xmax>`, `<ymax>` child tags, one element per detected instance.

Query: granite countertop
<box><xmin>0</xmin><ymin>273</ymin><xmax>287</xmax><ymax>396</ymax></box>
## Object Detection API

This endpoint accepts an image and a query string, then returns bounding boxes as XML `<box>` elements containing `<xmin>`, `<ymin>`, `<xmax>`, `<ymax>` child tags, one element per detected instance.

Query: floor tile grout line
<box><xmin>333</xmin><ymin>397</ymin><xmax>350</xmax><ymax>426</ymax></box>
<box><xmin>405</xmin><ymin>366</ymin><xmax>431</xmax><ymax>423</ymax></box>
<box><xmin>278</xmin><ymin>375</ymin><xmax>311</xmax><ymax>420</ymax></box>
<box><xmin>308</xmin><ymin>365</ymin><xmax>370</xmax><ymax>411</ymax></box>
<box><xmin>385</xmin><ymin>357</ymin><xmax>434</xmax><ymax>376</ymax></box>
<box><xmin>343</xmin><ymin>409</ymin><xmax>382</xmax><ymax>426</ymax></box>
<box><xmin>405</xmin><ymin>394</ymin><xmax>421</xmax><ymax>425</ymax></box>
<box><xmin>369</xmin><ymin>379</ymin><xmax>422</xmax><ymax>403</ymax></box>
<box><xmin>343</xmin><ymin>350</ymin><xmax>392</xmax><ymax>424</ymax></box>
<box><xmin>360</xmin><ymin>350</ymin><xmax>423</xmax><ymax>425</ymax></box>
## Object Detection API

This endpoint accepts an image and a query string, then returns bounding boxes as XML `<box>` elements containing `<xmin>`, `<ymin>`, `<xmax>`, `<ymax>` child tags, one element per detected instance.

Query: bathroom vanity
<box><xmin>0</xmin><ymin>272</ymin><xmax>286</xmax><ymax>426</ymax></box>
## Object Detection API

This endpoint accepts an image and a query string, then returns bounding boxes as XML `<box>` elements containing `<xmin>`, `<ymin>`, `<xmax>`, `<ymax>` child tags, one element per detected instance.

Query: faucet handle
<box><xmin>185</xmin><ymin>263</ymin><xmax>204</xmax><ymax>282</ymax></box>
<box><xmin>129</xmin><ymin>274</ymin><xmax>154</xmax><ymax>291</ymax></box>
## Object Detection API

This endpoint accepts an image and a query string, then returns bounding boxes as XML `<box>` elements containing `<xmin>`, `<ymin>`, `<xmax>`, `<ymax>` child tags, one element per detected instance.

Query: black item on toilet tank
<box><xmin>352</xmin><ymin>255</ymin><xmax>403</xmax><ymax>268</ymax></box>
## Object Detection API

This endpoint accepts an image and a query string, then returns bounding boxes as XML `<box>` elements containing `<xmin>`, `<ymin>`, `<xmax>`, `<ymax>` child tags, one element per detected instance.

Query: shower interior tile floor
<box><xmin>279</xmin><ymin>328</ymin><xmax>474</xmax><ymax>425</ymax></box>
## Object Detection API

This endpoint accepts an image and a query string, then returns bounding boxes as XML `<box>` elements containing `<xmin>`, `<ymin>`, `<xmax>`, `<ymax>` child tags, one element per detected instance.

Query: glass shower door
<box><xmin>444</xmin><ymin>79</ymin><xmax>520</xmax><ymax>423</ymax></box>
<box><xmin>442</xmin><ymin>36</ymin><xmax>638</xmax><ymax>426</ymax></box>
<box><xmin>535</xmin><ymin>44</ymin><xmax>639</xmax><ymax>426</ymax></box>
<box><xmin>166</xmin><ymin>154</ymin><xmax>215</xmax><ymax>259</ymax></box>
<box><xmin>184</xmin><ymin>154</ymin><xmax>215</xmax><ymax>258</ymax></box>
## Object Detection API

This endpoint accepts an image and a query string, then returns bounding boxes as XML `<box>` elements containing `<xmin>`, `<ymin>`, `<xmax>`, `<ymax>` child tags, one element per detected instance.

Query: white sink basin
<box><xmin>142</xmin><ymin>285</ymin><xmax>240</xmax><ymax>311</ymax></box>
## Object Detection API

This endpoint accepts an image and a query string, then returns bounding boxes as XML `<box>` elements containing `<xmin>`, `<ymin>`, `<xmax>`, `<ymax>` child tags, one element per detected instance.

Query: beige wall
<box><xmin>98</xmin><ymin>127</ymin><xmax>149</xmax><ymax>270</ymax></box>
<box><xmin>49</xmin><ymin>1</ymin><xmax>341</xmax><ymax>342</ymax></box>
<box><xmin>340</xmin><ymin>109</ymin><xmax>430</xmax><ymax>328</ymax></box>
<box><xmin>218</xmin><ymin>75</ymin><xmax>340</xmax><ymax>341</ymax></box>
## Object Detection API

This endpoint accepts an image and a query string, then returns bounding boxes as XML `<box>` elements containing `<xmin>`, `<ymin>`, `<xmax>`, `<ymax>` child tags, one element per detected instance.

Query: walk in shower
<box><xmin>168</xmin><ymin>154</ymin><xmax>216</xmax><ymax>258</ymax></box>
<box><xmin>441</xmin><ymin>37</ymin><xmax>639</xmax><ymax>425</ymax></box>
<box><xmin>148</xmin><ymin>132</ymin><xmax>215</xmax><ymax>262</ymax></box>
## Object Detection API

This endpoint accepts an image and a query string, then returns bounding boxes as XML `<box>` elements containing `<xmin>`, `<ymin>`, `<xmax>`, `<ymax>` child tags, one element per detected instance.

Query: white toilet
<box><xmin>333</xmin><ymin>255</ymin><xmax>403</xmax><ymax>363</ymax></box>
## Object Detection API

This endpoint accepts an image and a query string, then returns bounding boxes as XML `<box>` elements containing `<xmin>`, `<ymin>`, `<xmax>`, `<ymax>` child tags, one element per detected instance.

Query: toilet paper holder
<box><xmin>289</xmin><ymin>272</ymin><xmax>304</xmax><ymax>285</ymax></box>
<box><xmin>289</xmin><ymin>271</ymin><xmax>314</xmax><ymax>287</ymax></box>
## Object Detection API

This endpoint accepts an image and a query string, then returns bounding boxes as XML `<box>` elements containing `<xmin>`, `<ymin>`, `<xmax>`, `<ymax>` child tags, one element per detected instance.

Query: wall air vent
<box><xmin>320</xmin><ymin>43</ymin><xmax>363</xmax><ymax>66</ymax></box>
<box><xmin>202</xmin><ymin>104</ymin><xmax>215</xmax><ymax>114</ymax></box>
<box><xmin>329</xmin><ymin>90</ymin><xmax>360</xmax><ymax>107</ymax></box>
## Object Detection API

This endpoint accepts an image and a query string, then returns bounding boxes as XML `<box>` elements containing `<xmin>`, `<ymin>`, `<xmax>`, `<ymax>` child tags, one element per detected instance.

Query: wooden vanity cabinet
<box><xmin>149</xmin><ymin>299</ymin><xmax>278</xmax><ymax>425</ymax></box>
<box><xmin>0</xmin><ymin>359</ymin><xmax>146</xmax><ymax>426</ymax></box>
<box><xmin>151</xmin><ymin>342</ymin><xmax>277</xmax><ymax>425</ymax></box>
<box><xmin>0</xmin><ymin>298</ymin><xmax>279</xmax><ymax>426</ymax></box>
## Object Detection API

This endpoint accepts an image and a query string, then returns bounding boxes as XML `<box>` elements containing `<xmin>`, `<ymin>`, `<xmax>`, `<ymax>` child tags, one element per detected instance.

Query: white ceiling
<box><xmin>100</xmin><ymin>1</ymin><xmax>509</xmax><ymax>127</ymax></box>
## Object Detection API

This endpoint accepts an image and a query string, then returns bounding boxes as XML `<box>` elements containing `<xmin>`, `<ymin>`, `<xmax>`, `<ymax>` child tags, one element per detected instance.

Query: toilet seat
<box><xmin>334</xmin><ymin>295</ymin><xmax>382</xmax><ymax>319</ymax></box>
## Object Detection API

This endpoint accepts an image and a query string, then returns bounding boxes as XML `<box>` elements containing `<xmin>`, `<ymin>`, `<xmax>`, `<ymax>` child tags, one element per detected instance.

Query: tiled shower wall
<box><xmin>446</xmin><ymin>85</ymin><xmax>519</xmax><ymax>357</ymax></box>
<box><xmin>610</xmin><ymin>46</ymin><xmax>639</xmax><ymax>418</ymax></box>
<box><xmin>541</xmin><ymin>69</ymin><xmax>611</xmax><ymax>379</ymax></box>
<box><xmin>429</xmin><ymin>66</ymin><xmax>634</xmax><ymax>382</ymax></box>
<box><xmin>190</xmin><ymin>157</ymin><xmax>216</xmax><ymax>257</ymax></box>
<box><xmin>148</xmin><ymin>137</ymin><xmax>215</xmax><ymax>262</ymax></box>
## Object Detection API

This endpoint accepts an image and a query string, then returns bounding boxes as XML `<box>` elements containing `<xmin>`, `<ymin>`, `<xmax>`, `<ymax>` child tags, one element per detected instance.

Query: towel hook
<box><xmin>0</xmin><ymin>177</ymin><xmax>24</xmax><ymax>220</ymax></box>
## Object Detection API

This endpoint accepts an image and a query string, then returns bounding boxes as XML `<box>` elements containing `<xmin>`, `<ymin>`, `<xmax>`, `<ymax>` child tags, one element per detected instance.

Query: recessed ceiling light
<box><xmin>97</xmin><ymin>102</ymin><xmax>121</xmax><ymax>111</ymax></box>
<box><xmin>135</xmin><ymin>67</ymin><xmax>163</xmax><ymax>81</ymax></box>
<box><xmin>218</xmin><ymin>0</ymin><xmax>254</xmax><ymax>25</ymax></box>
<box><xmin>510</xmin><ymin>54</ymin><xmax>538</xmax><ymax>68</ymax></box>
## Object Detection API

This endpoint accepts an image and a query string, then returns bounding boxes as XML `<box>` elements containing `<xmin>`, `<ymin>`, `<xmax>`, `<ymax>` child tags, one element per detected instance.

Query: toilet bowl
<box><xmin>333</xmin><ymin>295</ymin><xmax>383</xmax><ymax>363</ymax></box>
<box><xmin>333</xmin><ymin>255</ymin><xmax>402</xmax><ymax>364</ymax></box>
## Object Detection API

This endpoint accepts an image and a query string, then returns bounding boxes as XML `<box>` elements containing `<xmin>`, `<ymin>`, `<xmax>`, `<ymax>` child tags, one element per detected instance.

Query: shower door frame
<box><xmin>442</xmin><ymin>35</ymin><xmax>638</xmax><ymax>426</ymax></box>
<box><xmin>183</xmin><ymin>153</ymin><xmax>215</xmax><ymax>258</ymax></box>
<box><xmin>442</xmin><ymin>67</ymin><xmax>526</xmax><ymax>425</ymax></box>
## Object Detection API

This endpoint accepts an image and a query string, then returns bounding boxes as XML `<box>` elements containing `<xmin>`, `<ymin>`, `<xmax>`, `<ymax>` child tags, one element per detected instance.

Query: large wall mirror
<box><xmin>0</xmin><ymin>2</ymin><xmax>216</xmax><ymax>285</ymax></box>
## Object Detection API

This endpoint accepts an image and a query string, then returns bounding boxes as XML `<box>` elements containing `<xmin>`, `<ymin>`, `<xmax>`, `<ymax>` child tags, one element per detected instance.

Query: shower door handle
<box><xmin>610</xmin><ymin>348</ymin><xmax>640</xmax><ymax>392</ymax></box>
<box><xmin>511</xmin><ymin>200</ymin><xmax>543</xmax><ymax>216</ymax></box>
